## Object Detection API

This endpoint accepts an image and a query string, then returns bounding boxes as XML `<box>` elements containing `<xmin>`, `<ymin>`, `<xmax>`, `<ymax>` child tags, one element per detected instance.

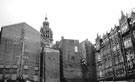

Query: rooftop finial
<box><xmin>97</xmin><ymin>33</ymin><xmax>99</xmax><ymax>37</ymax></box>
<box><xmin>121</xmin><ymin>10</ymin><xmax>124</xmax><ymax>16</ymax></box>
<box><xmin>45</xmin><ymin>13</ymin><xmax>48</xmax><ymax>20</ymax></box>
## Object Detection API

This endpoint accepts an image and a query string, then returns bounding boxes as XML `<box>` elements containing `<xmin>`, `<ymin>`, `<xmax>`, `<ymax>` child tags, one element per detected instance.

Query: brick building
<box><xmin>79</xmin><ymin>39</ymin><xmax>97</xmax><ymax>82</ymax></box>
<box><xmin>0</xmin><ymin>22</ymin><xmax>41</xmax><ymax>81</ymax></box>
<box><xmin>40</xmin><ymin>48</ymin><xmax>60</xmax><ymax>82</ymax></box>
<box><xmin>57</xmin><ymin>36</ymin><xmax>82</xmax><ymax>82</ymax></box>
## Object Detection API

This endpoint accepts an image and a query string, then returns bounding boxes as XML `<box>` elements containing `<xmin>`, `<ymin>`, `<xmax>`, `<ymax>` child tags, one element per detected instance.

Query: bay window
<box><xmin>124</xmin><ymin>37</ymin><xmax>132</xmax><ymax>48</ymax></box>
<box><xmin>121</xmin><ymin>23</ymin><xmax>128</xmax><ymax>34</ymax></box>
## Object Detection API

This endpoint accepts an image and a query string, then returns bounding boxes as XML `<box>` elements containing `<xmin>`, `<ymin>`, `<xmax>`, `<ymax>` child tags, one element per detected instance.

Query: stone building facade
<box><xmin>95</xmin><ymin>10</ymin><xmax>135</xmax><ymax>82</ymax></box>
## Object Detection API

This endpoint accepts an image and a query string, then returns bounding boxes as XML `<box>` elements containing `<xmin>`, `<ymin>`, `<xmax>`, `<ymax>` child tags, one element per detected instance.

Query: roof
<box><xmin>2</xmin><ymin>22</ymin><xmax>39</xmax><ymax>33</ymax></box>
<box><xmin>44</xmin><ymin>48</ymin><xmax>60</xmax><ymax>53</ymax></box>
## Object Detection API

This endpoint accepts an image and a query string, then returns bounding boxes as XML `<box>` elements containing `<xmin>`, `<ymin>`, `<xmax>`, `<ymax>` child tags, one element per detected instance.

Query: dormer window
<box><xmin>121</xmin><ymin>22</ymin><xmax>128</xmax><ymax>34</ymax></box>
<box><xmin>130</xmin><ymin>18</ymin><xmax>133</xmax><ymax>25</ymax></box>
<box><xmin>123</xmin><ymin>37</ymin><xmax>132</xmax><ymax>49</ymax></box>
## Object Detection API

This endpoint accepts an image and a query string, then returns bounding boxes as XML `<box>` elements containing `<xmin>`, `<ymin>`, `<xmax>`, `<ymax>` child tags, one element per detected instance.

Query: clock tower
<box><xmin>40</xmin><ymin>15</ymin><xmax>53</xmax><ymax>47</ymax></box>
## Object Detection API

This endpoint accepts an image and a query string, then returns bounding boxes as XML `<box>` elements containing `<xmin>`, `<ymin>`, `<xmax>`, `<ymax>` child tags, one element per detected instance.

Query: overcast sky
<box><xmin>0</xmin><ymin>0</ymin><xmax>135</xmax><ymax>44</ymax></box>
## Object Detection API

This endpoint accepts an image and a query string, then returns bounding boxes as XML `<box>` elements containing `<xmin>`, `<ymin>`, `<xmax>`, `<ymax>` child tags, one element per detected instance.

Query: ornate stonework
<box><xmin>40</xmin><ymin>16</ymin><xmax>53</xmax><ymax>47</ymax></box>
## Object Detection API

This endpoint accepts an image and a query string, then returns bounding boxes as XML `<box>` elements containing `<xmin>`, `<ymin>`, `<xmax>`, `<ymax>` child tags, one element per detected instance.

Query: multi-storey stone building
<box><xmin>119</xmin><ymin>11</ymin><xmax>133</xmax><ymax>78</ymax></box>
<box><xmin>95</xmin><ymin>10</ymin><xmax>135</xmax><ymax>82</ymax></box>
<box><xmin>109</xmin><ymin>25</ymin><xmax>126</xmax><ymax>80</ymax></box>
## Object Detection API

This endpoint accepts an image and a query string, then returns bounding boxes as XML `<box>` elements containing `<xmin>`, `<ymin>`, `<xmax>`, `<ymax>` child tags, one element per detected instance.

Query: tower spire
<box><xmin>121</xmin><ymin>10</ymin><xmax>124</xmax><ymax>16</ymax></box>
<box><xmin>45</xmin><ymin>13</ymin><xmax>48</xmax><ymax>20</ymax></box>
<box><xmin>40</xmin><ymin>14</ymin><xmax>53</xmax><ymax>48</ymax></box>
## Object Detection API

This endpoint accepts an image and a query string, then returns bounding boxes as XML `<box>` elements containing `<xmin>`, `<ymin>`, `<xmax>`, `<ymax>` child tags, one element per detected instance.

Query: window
<box><xmin>131</xmin><ymin>51</ymin><xmax>134</xmax><ymax>59</ymax></box>
<box><xmin>130</xmin><ymin>18</ymin><xmax>133</xmax><ymax>25</ymax></box>
<box><xmin>124</xmin><ymin>37</ymin><xmax>132</xmax><ymax>48</ymax></box>
<box><xmin>99</xmin><ymin>71</ymin><xmax>102</xmax><ymax>77</ymax></box>
<box><xmin>113</xmin><ymin>46</ymin><xmax>116</xmax><ymax>51</ymax></box>
<box><xmin>106</xmin><ymin>61</ymin><xmax>109</xmax><ymax>68</ymax></box>
<box><xmin>96</xmin><ymin>44</ymin><xmax>100</xmax><ymax>50</ymax></box>
<box><xmin>126</xmin><ymin>53</ymin><xmax>130</xmax><ymax>61</ymax></box>
<box><xmin>98</xmin><ymin>55</ymin><xmax>101</xmax><ymax>61</ymax></box>
<box><xmin>124</xmin><ymin>40</ymin><xmax>127</xmax><ymax>48</ymax></box>
<box><xmin>74</xmin><ymin>46</ymin><xmax>78</xmax><ymax>52</ymax></box>
<box><xmin>116</xmin><ymin>44</ymin><xmax>119</xmax><ymax>49</ymax></box>
<box><xmin>119</xmin><ymin>55</ymin><xmax>123</xmax><ymax>62</ymax></box>
<box><xmin>121</xmin><ymin>23</ymin><xmax>128</xmax><ymax>34</ymax></box>
<box><xmin>133</xmin><ymin>18</ymin><xmax>135</xmax><ymax>23</ymax></box>
<box><xmin>128</xmin><ymin>38</ymin><xmax>132</xmax><ymax>47</ymax></box>
<box><xmin>71</xmin><ymin>56</ymin><xmax>75</xmax><ymax>61</ymax></box>
<box><xmin>46</xmin><ymin>30</ymin><xmax>49</xmax><ymax>33</ymax></box>
<box><xmin>109</xmin><ymin>61</ymin><xmax>112</xmax><ymax>67</ymax></box>
<box><xmin>133</xmin><ymin>30</ymin><xmax>135</xmax><ymax>38</ymax></box>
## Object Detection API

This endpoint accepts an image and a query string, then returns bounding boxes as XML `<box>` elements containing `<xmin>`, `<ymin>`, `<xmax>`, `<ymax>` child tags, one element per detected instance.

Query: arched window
<box><xmin>46</xmin><ymin>30</ymin><xmax>49</xmax><ymax>33</ymax></box>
